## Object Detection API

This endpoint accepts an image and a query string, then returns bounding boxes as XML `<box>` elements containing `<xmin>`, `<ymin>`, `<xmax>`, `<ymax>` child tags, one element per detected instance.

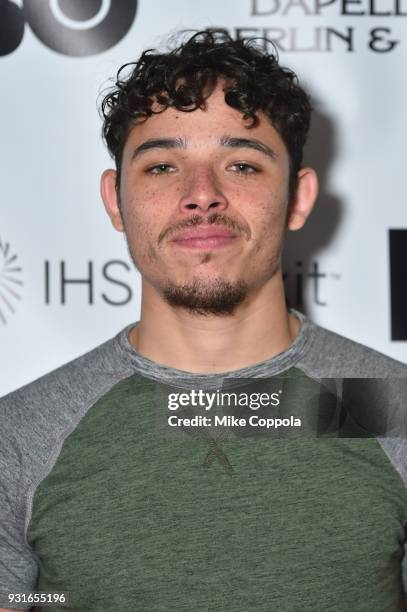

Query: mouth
<box><xmin>170</xmin><ymin>226</ymin><xmax>238</xmax><ymax>250</ymax></box>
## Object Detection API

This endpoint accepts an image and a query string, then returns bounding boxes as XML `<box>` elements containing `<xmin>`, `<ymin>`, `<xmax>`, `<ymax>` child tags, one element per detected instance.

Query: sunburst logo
<box><xmin>0</xmin><ymin>238</ymin><xmax>23</xmax><ymax>324</ymax></box>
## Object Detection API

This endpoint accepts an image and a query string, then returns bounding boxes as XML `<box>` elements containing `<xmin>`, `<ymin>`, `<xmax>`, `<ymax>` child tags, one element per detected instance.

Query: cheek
<box><xmin>251</xmin><ymin>189</ymin><xmax>288</xmax><ymax>229</ymax></box>
<box><xmin>121</xmin><ymin>197</ymin><xmax>156</xmax><ymax>260</ymax></box>
<box><xmin>248</xmin><ymin>193</ymin><xmax>288</xmax><ymax>257</ymax></box>
<box><xmin>122</xmin><ymin>178</ymin><xmax>181</xmax><ymax>221</ymax></box>
<box><xmin>121</xmin><ymin>185</ymin><xmax>176</xmax><ymax>265</ymax></box>
<box><xmin>122</xmin><ymin>184</ymin><xmax>160</xmax><ymax>231</ymax></box>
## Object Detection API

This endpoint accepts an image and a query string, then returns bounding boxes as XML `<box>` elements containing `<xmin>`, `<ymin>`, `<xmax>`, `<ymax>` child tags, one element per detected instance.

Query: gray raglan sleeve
<box><xmin>0</xmin><ymin>334</ymin><xmax>134</xmax><ymax>608</ymax></box>
<box><xmin>0</xmin><ymin>411</ymin><xmax>39</xmax><ymax>607</ymax></box>
<box><xmin>377</xmin><ymin>437</ymin><xmax>407</xmax><ymax>593</ymax></box>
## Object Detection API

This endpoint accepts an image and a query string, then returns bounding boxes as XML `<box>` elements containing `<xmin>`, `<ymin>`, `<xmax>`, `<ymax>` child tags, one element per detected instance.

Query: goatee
<box><xmin>162</xmin><ymin>278</ymin><xmax>248</xmax><ymax>316</ymax></box>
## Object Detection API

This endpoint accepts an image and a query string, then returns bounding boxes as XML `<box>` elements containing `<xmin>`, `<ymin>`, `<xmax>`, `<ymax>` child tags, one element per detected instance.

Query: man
<box><xmin>1</xmin><ymin>30</ymin><xmax>406</xmax><ymax>612</ymax></box>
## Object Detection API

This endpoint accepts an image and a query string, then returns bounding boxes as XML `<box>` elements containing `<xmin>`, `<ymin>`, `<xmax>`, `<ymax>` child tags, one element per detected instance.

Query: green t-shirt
<box><xmin>1</xmin><ymin>309</ymin><xmax>407</xmax><ymax>611</ymax></box>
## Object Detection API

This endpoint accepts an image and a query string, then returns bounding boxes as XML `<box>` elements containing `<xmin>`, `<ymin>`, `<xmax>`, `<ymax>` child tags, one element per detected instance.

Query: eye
<box><xmin>229</xmin><ymin>162</ymin><xmax>259</xmax><ymax>175</ymax></box>
<box><xmin>146</xmin><ymin>163</ymin><xmax>177</xmax><ymax>175</ymax></box>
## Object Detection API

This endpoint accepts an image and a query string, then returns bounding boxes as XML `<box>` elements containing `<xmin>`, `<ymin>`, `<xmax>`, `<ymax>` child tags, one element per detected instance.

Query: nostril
<box><xmin>186</xmin><ymin>203</ymin><xmax>198</xmax><ymax>209</ymax></box>
<box><xmin>209</xmin><ymin>201</ymin><xmax>221</xmax><ymax>208</ymax></box>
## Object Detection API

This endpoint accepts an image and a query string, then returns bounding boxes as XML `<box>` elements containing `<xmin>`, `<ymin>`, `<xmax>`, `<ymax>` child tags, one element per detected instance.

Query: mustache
<box><xmin>158</xmin><ymin>213</ymin><xmax>251</xmax><ymax>244</ymax></box>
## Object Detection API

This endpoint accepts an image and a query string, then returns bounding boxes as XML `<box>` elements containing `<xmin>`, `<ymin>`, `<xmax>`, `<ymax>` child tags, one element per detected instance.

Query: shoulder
<box><xmin>298</xmin><ymin>317</ymin><xmax>407</xmax><ymax>438</ymax></box>
<box><xmin>296</xmin><ymin>316</ymin><xmax>407</xmax><ymax>482</ymax></box>
<box><xmin>0</xmin><ymin>328</ymin><xmax>135</xmax><ymax>465</ymax></box>
<box><xmin>299</xmin><ymin>317</ymin><xmax>407</xmax><ymax>378</ymax></box>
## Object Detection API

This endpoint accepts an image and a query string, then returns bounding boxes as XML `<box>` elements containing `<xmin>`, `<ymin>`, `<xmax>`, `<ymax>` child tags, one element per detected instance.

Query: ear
<box><xmin>100</xmin><ymin>169</ymin><xmax>124</xmax><ymax>232</ymax></box>
<box><xmin>287</xmin><ymin>167</ymin><xmax>319</xmax><ymax>231</ymax></box>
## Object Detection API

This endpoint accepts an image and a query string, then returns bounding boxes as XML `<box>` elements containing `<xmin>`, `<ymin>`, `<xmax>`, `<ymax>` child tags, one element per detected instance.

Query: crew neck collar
<box><xmin>116</xmin><ymin>308</ymin><xmax>314</xmax><ymax>386</ymax></box>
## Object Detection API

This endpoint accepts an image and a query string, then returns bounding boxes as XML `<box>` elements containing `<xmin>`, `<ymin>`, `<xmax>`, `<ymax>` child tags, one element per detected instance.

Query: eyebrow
<box><xmin>131</xmin><ymin>137</ymin><xmax>186</xmax><ymax>160</ymax></box>
<box><xmin>130</xmin><ymin>135</ymin><xmax>278</xmax><ymax>161</ymax></box>
<box><xmin>219</xmin><ymin>136</ymin><xmax>278</xmax><ymax>160</ymax></box>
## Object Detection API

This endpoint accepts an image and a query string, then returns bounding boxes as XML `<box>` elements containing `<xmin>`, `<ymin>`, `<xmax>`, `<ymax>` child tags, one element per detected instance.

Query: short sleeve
<box><xmin>0</xmin><ymin>426</ymin><xmax>39</xmax><ymax>608</ymax></box>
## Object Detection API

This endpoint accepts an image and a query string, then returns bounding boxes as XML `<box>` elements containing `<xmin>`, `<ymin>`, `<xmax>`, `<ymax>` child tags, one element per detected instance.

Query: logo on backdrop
<box><xmin>216</xmin><ymin>0</ymin><xmax>406</xmax><ymax>53</ymax></box>
<box><xmin>0</xmin><ymin>0</ymin><xmax>138</xmax><ymax>57</ymax></box>
<box><xmin>389</xmin><ymin>229</ymin><xmax>407</xmax><ymax>341</ymax></box>
<box><xmin>44</xmin><ymin>259</ymin><xmax>134</xmax><ymax>306</ymax></box>
<box><xmin>0</xmin><ymin>237</ymin><xmax>23</xmax><ymax>325</ymax></box>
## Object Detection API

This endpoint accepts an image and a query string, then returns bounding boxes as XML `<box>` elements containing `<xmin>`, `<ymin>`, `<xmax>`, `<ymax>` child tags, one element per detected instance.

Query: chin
<box><xmin>160</xmin><ymin>277</ymin><xmax>249</xmax><ymax>316</ymax></box>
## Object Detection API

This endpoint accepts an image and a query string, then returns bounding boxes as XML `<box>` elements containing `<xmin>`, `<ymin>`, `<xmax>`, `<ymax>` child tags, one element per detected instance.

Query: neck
<box><xmin>128</xmin><ymin>273</ymin><xmax>301</xmax><ymax>374</ymax></box>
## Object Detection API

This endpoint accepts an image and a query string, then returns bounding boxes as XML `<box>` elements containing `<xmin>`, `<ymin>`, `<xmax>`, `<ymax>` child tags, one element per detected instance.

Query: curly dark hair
<box><xmin>101</xmin><ymin>29</ymin><xmax>312</xmax><ymax>199</ymax></box>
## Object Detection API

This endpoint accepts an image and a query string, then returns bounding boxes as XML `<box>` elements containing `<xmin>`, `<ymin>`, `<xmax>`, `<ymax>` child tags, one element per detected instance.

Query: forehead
<box><xmin>123</xmin><ymin>84</ymin><xmax>288</xmax><ymax>158</ymax></box>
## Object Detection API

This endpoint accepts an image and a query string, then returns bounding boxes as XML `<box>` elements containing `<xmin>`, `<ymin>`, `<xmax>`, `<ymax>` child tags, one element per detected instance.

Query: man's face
<box><xmin>102</xmin><ymin>83</ymin><xmax>315</xmax><ymax>315</ymax></box>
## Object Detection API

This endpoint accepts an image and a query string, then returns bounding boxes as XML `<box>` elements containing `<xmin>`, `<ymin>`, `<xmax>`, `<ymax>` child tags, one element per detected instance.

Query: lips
<box><xmin>170</xmin><ymin>226</ymin><xmax>238</xmax><ymax>249</ymax></box>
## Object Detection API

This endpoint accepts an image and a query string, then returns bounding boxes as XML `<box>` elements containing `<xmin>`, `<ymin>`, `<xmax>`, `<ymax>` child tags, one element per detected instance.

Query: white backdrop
<box><xmin>1</xmin><ymin>0</ymin><xmax>406</xmax><ymax>397</ymax></box>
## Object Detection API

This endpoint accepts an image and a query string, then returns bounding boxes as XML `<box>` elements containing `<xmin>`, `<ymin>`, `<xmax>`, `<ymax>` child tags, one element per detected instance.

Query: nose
<box><xmin>178</xmin><ymin>167</ymin><xmax>228</xmax><ymax>214</ymax></box>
